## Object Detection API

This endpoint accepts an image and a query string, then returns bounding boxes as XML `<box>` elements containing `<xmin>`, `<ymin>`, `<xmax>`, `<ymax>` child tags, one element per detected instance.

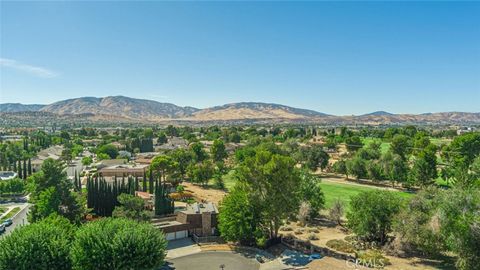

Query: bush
<box><xmin>347</xmin><ymin>190</ymin><xmax>402</xmax><ymax>243</ymax></box>
<box><xmin>280</xmin><ymin>225</ymin><xmax>293</xmax><ymax>231</ymax></box>
<box><xmin>355</xmin><ymin>249</ymin><xmax>391</xmax><ymax>268</ymax></box>
<box><xmin>326</xmin><ymin>239</ymin><xmax>355</xmax><ymax>254</ymax></box>
<box><xmin>70</xmin><ymin>218</ymin><xmax>167</xmax><ymax>270</ymax></box>
<box><xmin>294</xmin><ymin>228</ymin><xmax>304</xmax><ymax>235</ymax></box>
<box><xmin>0</xmin><ymin>215</ymin><xmax>75</xmax><ymax>270</ymax></box>
<box><xmin>307</xmin><ymin>233</ymin><xmax>319</xmax><ymax>240</ymax></box>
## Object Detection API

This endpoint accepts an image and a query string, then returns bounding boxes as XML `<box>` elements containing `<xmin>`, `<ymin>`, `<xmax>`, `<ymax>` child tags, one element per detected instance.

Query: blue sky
<box><xmin>1</xmin><ymin>2</ymin><xmax>479</xmax><ymax>115</ymax></box>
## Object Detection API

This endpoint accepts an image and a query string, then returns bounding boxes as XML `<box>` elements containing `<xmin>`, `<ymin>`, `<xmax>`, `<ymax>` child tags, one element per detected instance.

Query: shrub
<box><xmin>347</xmin><ymin>190</ymin><xmax>402</xmax><ymax>243</ymax></box>
<box><xmin>329</xmin><ymin>199</ymin><xmax>344</xmax><ymax>226</ymax></box>
<box><xmin>355</xmin><ymin>249</ymin><xmax>391</xmax><ymax>268</ymax></box>
<box><xmin>307</xmin><ymin>233</ymin><xmax>319</xmax><ymax>240</ymax></box>
<box><xmin>307</xmin><ymin>227</ymin><xmax>319</xmax><ymax>233</ymax></box>
<box><xmin>294</xmin><ymin>228</ymin><xmax>304</xmax><ymax>235</ymax></box>
<box><xmin>326</xmin><ymin>239</ymin><xmax>355</xmax><ymax>254</ymax></box>
<box><xmin>70</xmin><ymin>218</ymin><xmax>167</xmax><ymax>270</ymax></box>
<box><xmin>0</xmin><ymin>215</ymin><xmax>75</xmax><ymax>270</ymax></box>
<box><xmin>280</xmin><ymin>225</ymin><xmax>293</xmax><ymax>231</ymax></box>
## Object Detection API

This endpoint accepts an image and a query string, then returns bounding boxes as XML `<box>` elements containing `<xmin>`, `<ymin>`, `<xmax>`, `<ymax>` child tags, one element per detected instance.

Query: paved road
<box><xmin>1</xmin><ymin>203</ymin><xmax>30</xmax><ymax>237</ymax></box>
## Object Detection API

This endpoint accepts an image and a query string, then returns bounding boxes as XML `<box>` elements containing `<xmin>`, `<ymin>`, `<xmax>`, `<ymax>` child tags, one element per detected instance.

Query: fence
<box><xmin>192</xmin><ymin>233</ymin><xmax>224</xmax><ymax>244</ymax></box>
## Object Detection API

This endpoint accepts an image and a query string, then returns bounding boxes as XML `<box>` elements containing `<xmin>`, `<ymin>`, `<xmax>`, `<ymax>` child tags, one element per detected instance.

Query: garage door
<box><xmin>175</xmin><ymin>230</ymin><xmax>187</xmax><ymax>239</ymax></box>
<box><xmin>166</xmin><ymin>233</ymin><xmax>176</xmax><ymax>241</ymax></box>
<box><xmin>166</xmin><ymin>230</ymin><xmax>188</xmax><ymax>241</ymax></box>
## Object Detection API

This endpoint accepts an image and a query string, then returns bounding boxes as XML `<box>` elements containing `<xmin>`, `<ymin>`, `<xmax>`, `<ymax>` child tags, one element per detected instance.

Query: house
<box><xmin>31</xmin><ymin>145</ymin><xmax>64</xmax><ymax>172</ymax></box>
<box><xmin>457</xmin><ymin>127</ymin><xmax>475</xmax><ymax>135</ymax></box>
<box><xmin>152</xmin><ymin>202</ymin><xmax>219</xmax><ymax>241</ymax></box>
<box><xmin>98</xmin><ymin>163</ymin><xmax>149</xmax><ymax>177</ymax></box>
<box><xmin>155</xmin><ymin>136</ymin><xmax>188</xmax><ymax>151</ymax></box>
<box><xmin>94</xmin><ymin>159</ymin><xmax>127</xmax><ymax>170</ymax></box>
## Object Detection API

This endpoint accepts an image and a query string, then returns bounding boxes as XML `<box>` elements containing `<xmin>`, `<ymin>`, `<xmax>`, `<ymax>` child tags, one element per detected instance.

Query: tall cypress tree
<box><xmin>142</xmin><ymin>171</ymin><xmax>147</xmax><ymax>192</ymax></box>
<box><xmin>17</xmin><ymin>160</ymin><xmax>22</xmax><ymax>179</ymax></box>
<box><xmin>154</xmin><ymin>180</ymin><xmax>174</xmax><ymax>216</ymax></box>
<box><xmin>27</xmin><ymin>158</ymin><xmax>32</xmax><ymax>176</ymax></box>
<box><xmin>148</xmin><ymin>170</ymin><xmax>154</xmax><ymax>194</ymax></box>
<box><xmin>22</xmin><ymin>159</ymin><xmax>27</xmax><ymax>179</ymax></box>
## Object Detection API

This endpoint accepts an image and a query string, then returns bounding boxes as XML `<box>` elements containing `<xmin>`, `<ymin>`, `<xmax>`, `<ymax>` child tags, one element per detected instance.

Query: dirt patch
<box><xmin>182</xmin><ymin>182</ymin><xmax>227</xmax><ymax>206</ymax></box>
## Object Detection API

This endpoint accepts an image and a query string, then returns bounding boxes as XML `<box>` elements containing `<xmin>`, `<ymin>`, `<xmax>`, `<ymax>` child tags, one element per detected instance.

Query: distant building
<box><xmin>155</xmin><ymin>136</ymin><xmax>188</xmax><ymax>151</ymax></box>
<box><xmin>457</xmin><ymin>127</ymin><xmax>475</xmax><ymax>135</ymax></box>
<box><xmin>98</xmin><ymin>163</ymin><xmax>149</xmax><ymax>177</ymax></box>
<box><xmin>31</xmin><ymin>145</ymin><xmax>64</xmax><ymax>172</ymax></box>
<box><xmin>152</xmin><ymin>202</ymin><xmax>219</xmax><ymax>241</ymax></box>
<box><xmin>94</xmin><ymin>159</ymin><xmax>128</xmax><ymax>170</ymax></box>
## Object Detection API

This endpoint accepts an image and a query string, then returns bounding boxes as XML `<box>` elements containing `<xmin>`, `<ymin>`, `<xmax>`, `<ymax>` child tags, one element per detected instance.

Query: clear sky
<box><xmin>1</xmin><ymin>1</ymin><xmax>479</xmax><ymax>115</ymax></box>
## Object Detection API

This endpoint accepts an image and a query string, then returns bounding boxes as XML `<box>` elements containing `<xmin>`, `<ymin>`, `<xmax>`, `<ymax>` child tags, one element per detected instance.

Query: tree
<box><xmin>188</xmin><ymin>160</ymin><xmax>215</xmax><ymax>186</ymax></box>
<box><xmin>211</xmin><ymin>139</ymin><xmax>227</xmax><ymax>162</ymax></box>
<box><xmin>333</xmin><ymin>159</ymin><xmax>348</xmax><ymax>179</ymax></box>
<box><xmin>235</xmin><ymin>148</ymin><xmax>301</xmax><ymax>239</ymax></box>
<box><xmin>443</xmin><ymin>132</ymin><xmax>480</xmax><ymax>167</ymax></box>
<box><xmin>345</xmin><ymin>136</ymin><xmax>363</xmax><ymax>153</ymax></box>
<box><xmin>0</xmin><ymin>215</ymin><xmax>75</xmax><ymax>270</ymax></box>
<box><xmin>390</xmin><ymin>134</ymin><xmax>411</xmax><ymax>160</ymax></box>
<box><xmin>410</xmin><ymin>144</ymin><xmax>437</xmax><ymax>188</ymax></box>
<box><xmin>70</xmin><ymin>218</ymin><xmax>167</xmax><ymax>270</ymax></box>
<box><xmin>393</xmin><ymin>187</ymin><xmax>445</xmax><ymax>256</ymax></box>
<box><xmin>112</xmin><ymin>193</ymin><xmax>150</xmax><ymax>221</ymax></box>
<box><xmin>157</xmin><ymin>132</ymin><xmax>168</xmax><ymax>145</ymax></box>
<box><xmin>303</xmin><ymin>145</ymin><xmax>329</xmax><ymax>172</ymax></box>
<box><xmin>150</xmin><ymin>155</ymin><xmax>176</xmax><ymax>183</ymax></box>
<box><xmin>154</xmin><ymin>181</ymin><xmax>175</xmax><ymax>216</ymax></box>
<box><xmin>346</xmin><ymin>156</ymin><xmax>367</xmax><ymax>180</ymax></box>
<box><xmin>218</xmin><ymin>185</ymin><xmax>260</xmax><ymax>245</ymax></box>
<box><xmin>96</xmin><ymin>144</ymin><xmax>118</xmax><ymax>159</ymax></box>
<box><xmin>190</xmin><ymin>142</ymin><xmax>208</xmax><ymax>162</ymax></box>
<box><xmin>297</xmin><ymin>201</ymin><xmax>311</xmax><ymax>226</ymax></box>
<box><xmin>436</xmin><ymin>187</ymin><xmax>480</xmax><ymax>270</ymax></box>
<box><xmin>299</xmin><ymin>171</ymin><xmax>325</xmax><ymax>219</ymax></box>
<box><xmin>81</xmin><ymin>156</ymin><xmax>93</xmax><ymax>166</ymax></box>
<box><xmin>29</xmin><ymin>159</ymin><xmax>85</xmax><ymax>224</ymax></box>
<box><xmin>381</xmin><ymin>151</ymin><xmax>408</xmax><ymax>187</ymax></box>
<box><xmin>170</xmin><ymin>148</ymin><xmax>194</xmax><ymax>179</ymax></box>
<box><xmin>329</xmin><ymin>199</ymin><xmax>344</xmax><ymax>226</ymax></box>
<box><xmin>347</xmin><ymin>190</ymin><xmax>402</xmax><ymax>243</ymax></box>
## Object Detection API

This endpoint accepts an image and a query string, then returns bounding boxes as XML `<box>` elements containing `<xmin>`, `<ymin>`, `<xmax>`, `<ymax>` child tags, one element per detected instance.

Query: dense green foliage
<box><xmin>0</xmin><ymin>215</ymin><xmax>75</xmax><ymax>270</ymax></box>
<box><xmin>29</xmin><ymin>159</ymin><xmax>85</xmax><ymax>223</ymax></box>
<box><xmin>347</xmin><ymin>190</ymin><xmax>402</xmax><ymax>243</ymax></box>
<box><xmin>70</xmin><ymin>218</ymin><xmax>167</xmax><ymax>270</ymax></box>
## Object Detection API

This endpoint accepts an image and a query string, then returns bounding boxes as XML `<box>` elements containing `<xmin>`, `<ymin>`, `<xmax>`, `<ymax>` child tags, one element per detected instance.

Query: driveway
<box><xmin>166</xmin><ymin>251</ymin><xmax>260</xmax><ymax>270</ymax></box>
<box><xmin>166</xmin><ymin>238</ymin><xmax>201</xmax><ymax>259</ymax></box>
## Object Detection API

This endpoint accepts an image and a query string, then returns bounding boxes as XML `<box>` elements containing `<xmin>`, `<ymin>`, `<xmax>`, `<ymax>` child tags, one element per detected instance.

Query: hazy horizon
<box><xmin>1</xmin><ymin>2</ymin><xmax>479</xmax><ymax>115</ymax></box>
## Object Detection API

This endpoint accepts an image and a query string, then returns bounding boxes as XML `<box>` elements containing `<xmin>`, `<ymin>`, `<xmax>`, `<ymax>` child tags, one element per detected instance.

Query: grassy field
<box><xmin>0</xmin><ymin>207</ymin><xmax>21</xmax><ymax>223</ymax></box>
<box><xmin>360</xmin><ymin>137</ymin><xmax>390</xmax><ymax>154</ymax></box>
<box><xmin>319</xmin><ymin>181</ymin><xmax>413</xmax><ymax>210</ymax></box>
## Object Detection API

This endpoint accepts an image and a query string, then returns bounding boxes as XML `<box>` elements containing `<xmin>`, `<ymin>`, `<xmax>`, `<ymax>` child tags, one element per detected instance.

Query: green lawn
<box><xmin>361</xmin><ymin>137</ymin><xmax>390</xmax><ymax>154</ymax></box>
<box><xmin>0</xmin><ymin>207</ymin><xmax>21</xmax><ymax>223</ymax></box>
<box><xmin>319</xmin><ymin>181</ymin><xmax>413</xmax><ymax>210</ymax></box>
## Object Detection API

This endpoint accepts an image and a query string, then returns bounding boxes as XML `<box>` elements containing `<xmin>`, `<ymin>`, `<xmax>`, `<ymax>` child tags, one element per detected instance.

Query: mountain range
<box><xmin>1</xmin><ymin>96</ymin><xmax>479</xmax><ymax>125</ymax></box>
